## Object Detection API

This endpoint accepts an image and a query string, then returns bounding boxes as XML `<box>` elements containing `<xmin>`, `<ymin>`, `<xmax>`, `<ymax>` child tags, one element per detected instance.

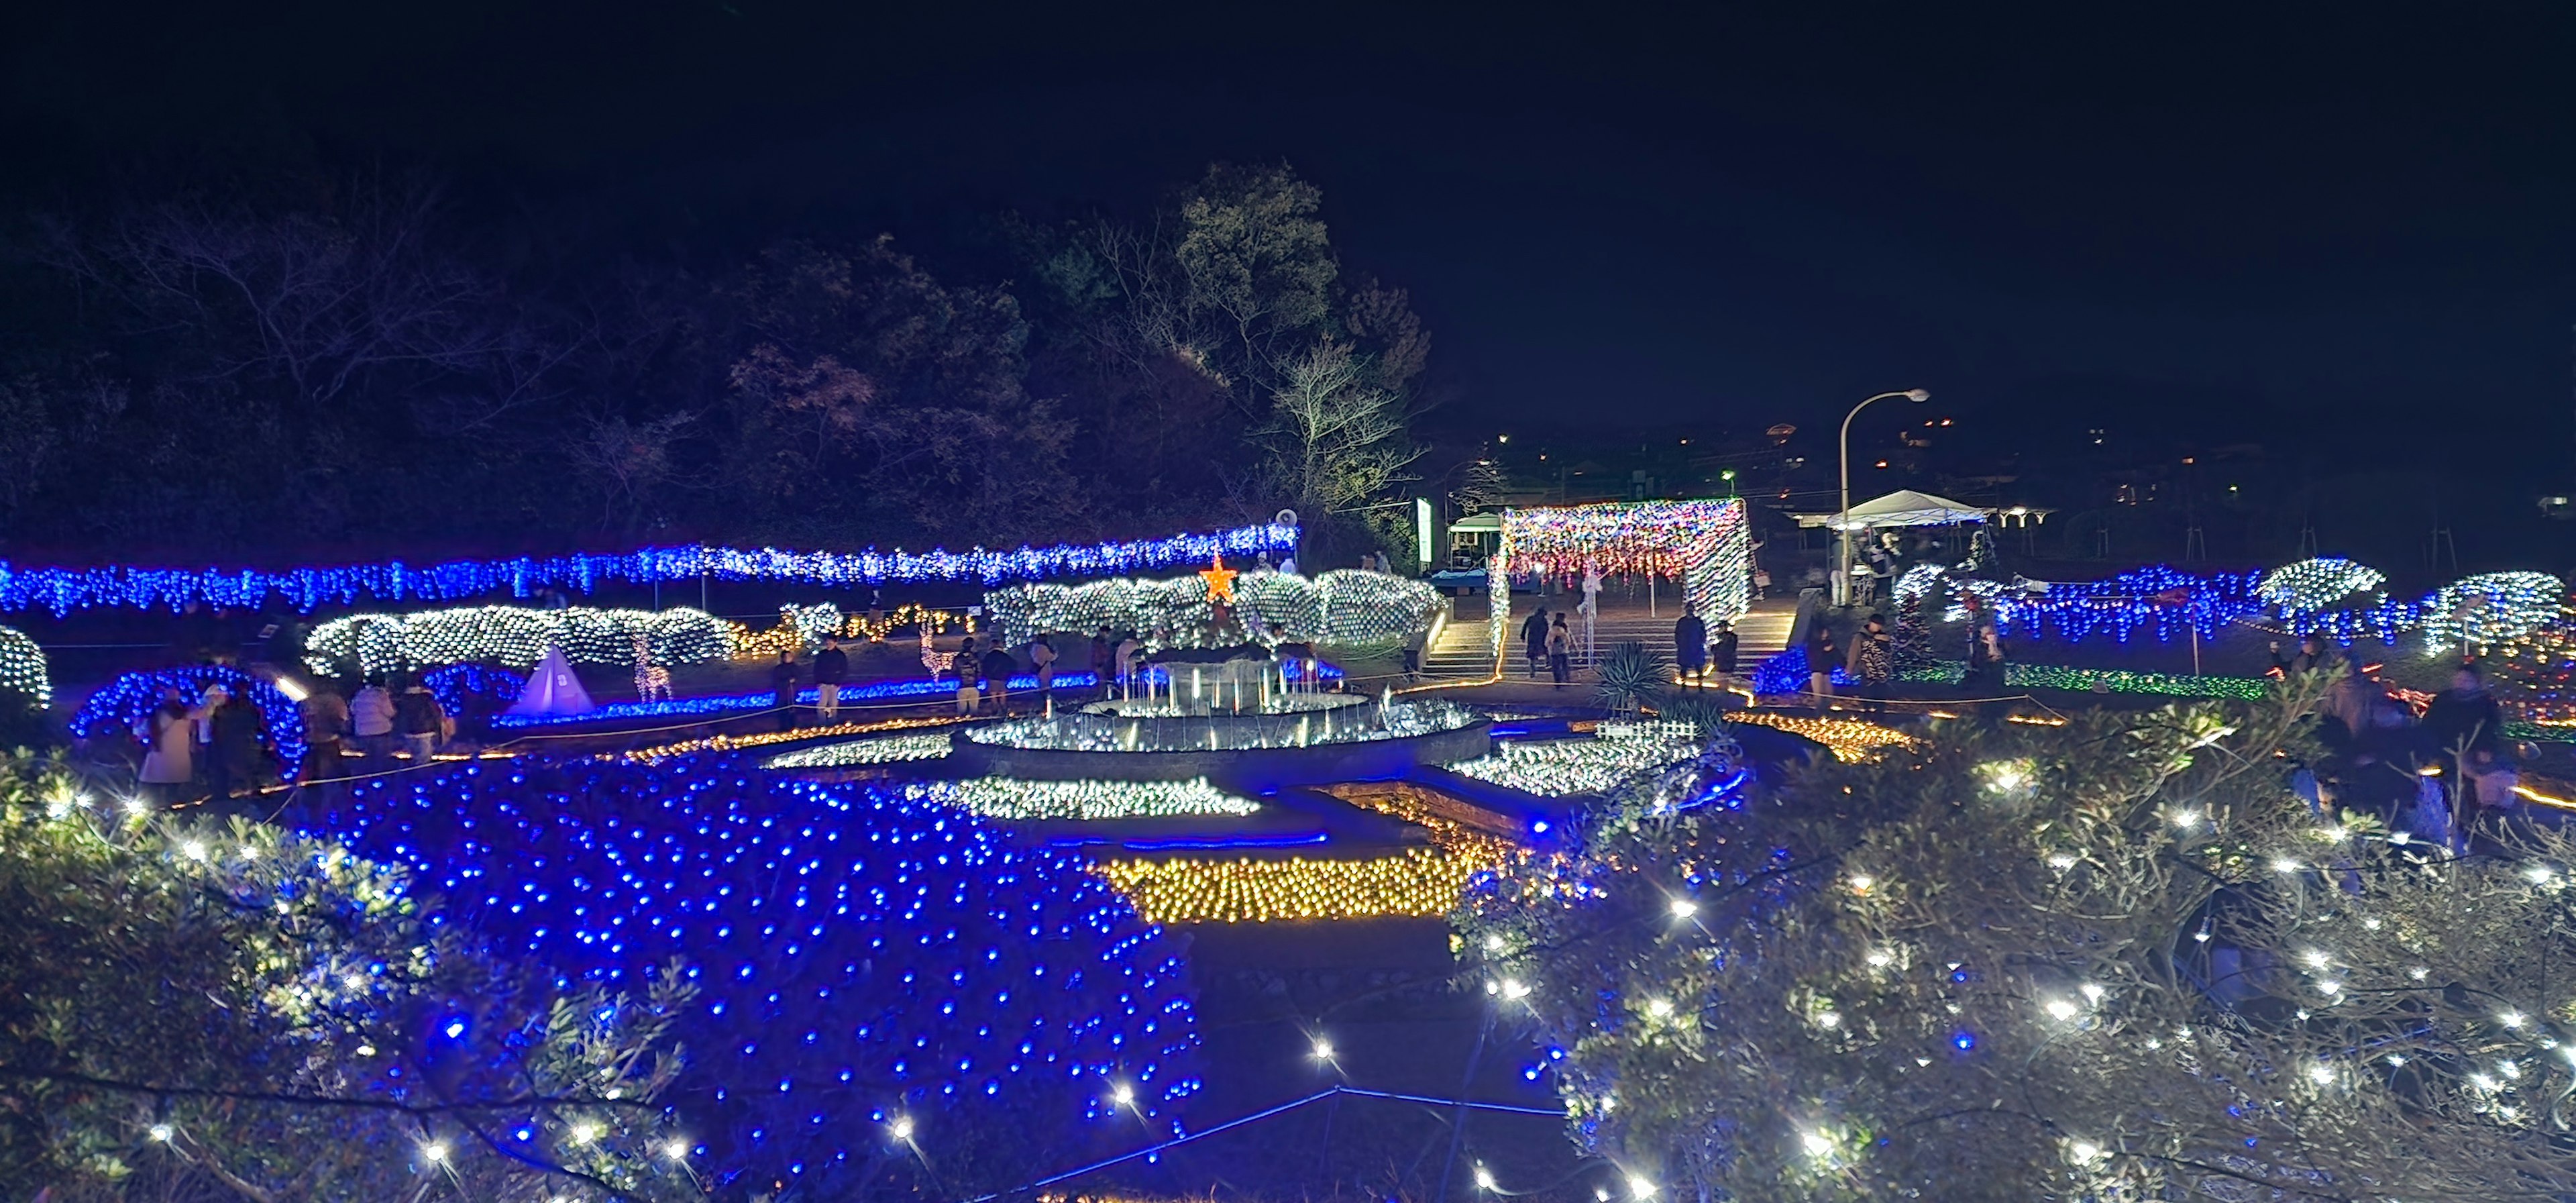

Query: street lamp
<box><xmin>1836</xmin><ymin>388</ymin><xmax>1930</xmax><ymax>606</ymax></box>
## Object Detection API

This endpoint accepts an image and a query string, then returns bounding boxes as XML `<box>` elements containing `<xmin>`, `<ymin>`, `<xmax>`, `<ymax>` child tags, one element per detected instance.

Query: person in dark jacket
<box><xmin>393</xmin><ymin>683</ymin><xmax>447</xmax><ymax>763</ymax></box>
<box><xmin>1805</xmin><ymin>625</ymin><xmax>1839</xmax><ymax>700</ymax></box>
<box><xmin>1964</xmin><ymin>623</ymin><xmax>2007</xmax><ymax>693</ymax></box>
<box><xmin>812</xmin><ymin>636</ymin><xmax>851</xmax><ymax>721</ymax></box>
<box><xmin>206</xmin><ymin>688</ymin><xmax>270</xmax><ymax>803</ymax></box>
<box><xmin>1521</xmin><ymin>607</ymin><xmax>1551</xmax><ymax>678</ymax></box>
<box><xmin>981</xmin><ymin>645</ymin><xmax>1018</xmax><ymax>714</ymax></box>
<box><xmin>770</xmin><ymin>651</ymin><xmax>801</xmax><ymax>732</ymax></box>
<box><xmin>1090</xmin><ymin>631</ymin><xmax>1114</xmax><ymax>699</ymax></box>
<box><xmin>2422</xmin><ymin>665</ymin><xmax>2502</xmax><ymax>757</ymax></box>
<box><xmin>1673</xmin><ymin>603</ymin><xmax>1708</xmax><ymax>680</ymax></box>
<box><xmin>1711</xmin><ymin>620</ymin><xmax>1739</xmax><ymax>676</ymax></box>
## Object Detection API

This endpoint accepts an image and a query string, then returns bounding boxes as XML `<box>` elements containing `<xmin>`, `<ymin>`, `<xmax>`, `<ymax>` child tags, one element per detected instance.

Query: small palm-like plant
<box><xmin>1594</xmin><ymin>640</ymin><xmax>1670</xmax><ymax>714</ymax></box>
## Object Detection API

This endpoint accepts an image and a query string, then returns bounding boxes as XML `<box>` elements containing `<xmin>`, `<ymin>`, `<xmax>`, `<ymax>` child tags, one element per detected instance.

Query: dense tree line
<box><xmin>0</xmin><ymin>164</ymin><xmax>1427</xmax><ymax>564</ymax></box>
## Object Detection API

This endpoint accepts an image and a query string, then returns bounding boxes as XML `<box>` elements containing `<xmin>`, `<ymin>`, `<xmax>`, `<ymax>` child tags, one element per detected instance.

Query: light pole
<box><xmin>1836</xmin><ymin>388</ymin><xmax>1931</xmax><ymax>606</ymax></box>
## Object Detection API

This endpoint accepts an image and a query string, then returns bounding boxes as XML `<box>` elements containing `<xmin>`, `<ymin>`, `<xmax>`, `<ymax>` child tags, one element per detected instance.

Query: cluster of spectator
<box><xmin>136</xmin><ymin>672</ymin><xmax>455</xmax><ymax>808</ymax></box>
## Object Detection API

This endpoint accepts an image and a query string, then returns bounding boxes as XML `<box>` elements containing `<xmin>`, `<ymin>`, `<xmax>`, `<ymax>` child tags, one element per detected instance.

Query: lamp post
<box><xmin>1836</xmin><ymin>388</ymin><xmax>1931</xmax><ymax>607</ymax></box>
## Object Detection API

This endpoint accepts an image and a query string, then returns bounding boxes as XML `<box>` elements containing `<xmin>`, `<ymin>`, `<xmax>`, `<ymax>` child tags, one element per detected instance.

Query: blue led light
<box><xmin>68</xmin><ymin>665</ymin><xmax>308</xmax><ymax>772</ymax></box>
<box><xmin>484</xmin><ymin>672</ymin><xmax>1109</xmax><ymax>729</ymax></box>
<box><xmin>302</xmin><ymin>753</ymin><xmax>1203</xmax><ymax>1189</ymax></box>
<box><xmin>0</xmin><ymin>524</ymin><xmax>1299</xmax><ymax>615</ymax></box>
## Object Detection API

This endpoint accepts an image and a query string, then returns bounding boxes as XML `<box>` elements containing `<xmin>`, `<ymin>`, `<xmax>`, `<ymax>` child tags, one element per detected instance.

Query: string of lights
<box><xmin>617</xmin><ymin>716</ymin><xmax>965</xmax><ymax>764</ymax></box>
<box><xmin>1495</xmin><ymin>499</ymin><xmax>1751</xmax><ymax>621</ymax></box>
<box><xmin>1091</xmin><ymin>847</ymin><xmax>1503</xmax><ymax>923</ymax></box>
<box><xmin>983</xmin><ymin>569</ymin><xmax>1441</xmax><ymax>651</ymax></box>
<box><xmin>1448</xmin><ymin>725</ymin><xmax>1705</xmax><ymax>797</ymax></box>
<box><xmin>308</xmin><ymin>757</ymin><xmax>1202</xmax><ymax>1192</ymax></box>
<box><xmin>0</xmin><ymin>624</ymin><xmax>48</xmax><ymax>707</ymax></box>
<box><xmin>0</xmin><ymin>523</ymin><xmax>1299</xmax><ymax>615</ymax></box>
<box><xmin>484</xmin><ymin>672</ymin><xmax>1104</xmax><ymax>730</ymax></box>
<box><xmin>762</xmin><ymin>733</ymin><xmax>955</xmax><ymax>770</ymax></box>
<box><xmin>69</xmin><ymin>665</ymin><xmax>307</xmax><ymax>770</ymax></box>
<box><xmin>904</xmin><ymin>777</ymin><xmax>1260</xmax><ymax>822</ymax></box>
<box><xmin>303</xmin><ymin>605</ymin><xmax>733</xmax><ymax>677</ymax></box>
<box><xmin>1725</xmin><ymin>713</ymin><xmax>1917</xmax><ymax>764</ymax></box>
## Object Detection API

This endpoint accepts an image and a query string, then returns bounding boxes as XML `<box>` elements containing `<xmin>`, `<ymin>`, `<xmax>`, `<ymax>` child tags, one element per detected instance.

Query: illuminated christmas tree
<box><xmin>1462</xmin><ymin>687</ymin><xmax>2576</xmax><ymax>1202</ymax></box>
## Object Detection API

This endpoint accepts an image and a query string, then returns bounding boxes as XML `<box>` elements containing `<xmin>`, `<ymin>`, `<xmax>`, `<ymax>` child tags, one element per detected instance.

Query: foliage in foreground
<box><xmin>1463</xmin><ymin>688</ymin><xmax>2576</xmax><ymax>1201</ymax></box>
<box><xmin>0</xmin><ymin>755</ymin><xmax>694</xmax><ymax>1202</ymax></box>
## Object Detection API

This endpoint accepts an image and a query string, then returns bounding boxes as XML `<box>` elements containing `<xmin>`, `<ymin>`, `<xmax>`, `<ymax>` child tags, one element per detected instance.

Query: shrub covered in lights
<box><xmin>983</xmin><ymin>569</ymin><xmax>1441</xmax><ymax>651</ymax></box>
<box><xmin>304</xmin><ymin>605</ymin><xmax>732</xmax><ymax>678</ymax></box>
<box><xmin>69</xmin><ymin>664</ymin><xmax>307</xmax><ymax>770</ymax></box>
<box><xmin>2257</xmin><ymin>556</ymin><xmax>2387</xmax><ymax>617</ymax></box>
<box><xmin>305</xmin><ymin>756</ymin><xmax>1200</xmax><ymax>1198</ymax></box>
<box><xmin>1462</xmin><ymin>687</ymin><xmax>2576</xmax><ymax>1200</ymax></box>
<box><xmin>0</xmin><ymin>623</ymin><xmax>50</xmax><ymax>707</ymax></box>
<box><xmin>1448</xmin><ymin>723</ymin><xmax>1705</xmax><ymax>797</ymax></box>
<box><xmin>0</xmin><ymin>753</ymin><xmax>696</xmax><ymax>1202</ymax></box>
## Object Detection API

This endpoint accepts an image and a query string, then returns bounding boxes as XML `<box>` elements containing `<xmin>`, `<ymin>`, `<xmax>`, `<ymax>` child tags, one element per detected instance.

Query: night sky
<box><xmin>9</xmin><ymin>1</ymin><xmax>2576</xmax><ymax>516</ymax></box>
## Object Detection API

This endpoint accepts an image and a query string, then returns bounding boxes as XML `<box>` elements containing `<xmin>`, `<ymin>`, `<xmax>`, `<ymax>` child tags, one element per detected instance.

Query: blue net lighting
<box><xmin>304</xmin><ymin>755</ymin><xmax>1201</xmax><ymax>1192</ymax></box>
<box><xmin>0</xmin><ymin>523</ymin><xmax>1299</xmax><ymax>615</ymax></box>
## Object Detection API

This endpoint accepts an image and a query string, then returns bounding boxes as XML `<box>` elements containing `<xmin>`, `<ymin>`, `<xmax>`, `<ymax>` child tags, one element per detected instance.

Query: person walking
<box><xmin>769</xmin><ymin>651</ymin><xmax>801</xmax><ymax>732</ymax></box>
<box><xmin>299</xmin><ymin>682</ymin><xmax>352</xmax><ymax>787</ymax></box>
<box><xmin>981</xmin><ymin>643</ymin><xmax>1018</xmax><ymax>714</ymax></box>
<box><xmin>1521</xmin><ymin>607</ymin><xmax>1551</xmax><ymax>678</ymax></box>
<box><xmin>1847</xmin><ymin>615</ymin><xmax>1894</xmax><ymax>713</ymax></box>
<box><xmin>351</xmin><ymin>675</ymin><xmax>397</xmax><ymax>768</ymax></box>
<box><xmin>1805</xmin><ymin>623</ymin><xmax>1839</xmax><ymax>701</ymax></box>
<box><xmin>1673</xmin><ymin>603</ymin><xmax>1708</xmax><ymax>682</ymax></box>
<box><xmin>812</xmin><ymin>636</ymin><xmax>850</xmax><ymax>722</ymax></box>
<box><xmin>138</xmin><ymin>688</ymin><xmax>210</xmax><ymax>805</ymax></box>
<box><xmin>1711</xmin><ymin>620</ymin><xmax>1739</xmax><ymax>676</ymax></box>
<box><xmin>393</xmin><ymin>681</ymin><xmax>449</xmax><ymax>764</ymax></box>
<box><xmin>1030</xmin><ymin>635</ymin><xmax>1059</xmax><ymax>700</ymax></box>
<box><xmin>1548</xmin><ymin>613</ymin><xmax>1572</xmax><ymax>688</ymax></box>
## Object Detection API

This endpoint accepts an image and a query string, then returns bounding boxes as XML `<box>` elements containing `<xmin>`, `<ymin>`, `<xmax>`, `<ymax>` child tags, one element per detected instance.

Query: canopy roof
<box><xmin>1448</xmin><ymin>512</ymin><xmax>1504</xmax><ymax>532</ymax></box>
<box><xmin>1796</xmin><ymin>488</ymin><xmax>1990</xmax><ymax>530</ymax></box>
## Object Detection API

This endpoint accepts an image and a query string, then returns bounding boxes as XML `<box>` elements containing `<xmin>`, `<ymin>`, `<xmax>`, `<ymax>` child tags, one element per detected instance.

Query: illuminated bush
<box><xmin>303</xmin><ymin>606</ymin><xmax>731</xmax><ymax>677</ymax></box>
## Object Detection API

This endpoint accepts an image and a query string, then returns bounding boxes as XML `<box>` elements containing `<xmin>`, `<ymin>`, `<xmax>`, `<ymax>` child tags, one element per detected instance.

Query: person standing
<box><xmin>1806</xmin><ymin>624</ymin><xmax>1839</xmax><ymax>701</ymax></box>
<box><xmin>351</xmin><ymin>675</ymin><xmax>397</xmax><ymax>768</ymax></box>
<box><xmin>812</xmin><ymin>636</ymin><xmax>850</xmax><ymax>722</ymax></box>
<box><xmin>1548</xmin><ymin>613</ymin><xmax>1572</xmax><ymax>688</ymax></box>
<box><xmin>1030</xmin><ymin>635</ymin><xmax>1059</xmax><ymax>700</ymax></box>
<box><xmin>1090</xmin><ymin>630</ymin><xmax>1114</xmax><ymax>698</ymax></box>
<box><xmin>299</xmin><ymin>682</ymin><xmax>352</xmax><ymax>787</ymax></box>
<box><xmin>769</xmin><ymin>651</ymin><xmax>801</xmax><ymax>732</ymax></box>
<box><xmin>2422</xmin><ymin>665</ymin><xmax>2502</xmax><ymax>757</ymax></box>
<box><xmin>1114</xmin><ymin>635</ymin><xmax>1142</xmax><ymax>695</ymax></box>
<box><xmin>1964</xmin><ymin>623</ymin><xmax>2007</xmax><ymax>694</ymax></box>
<box><xmin>206</xmin><ymin>688</ymin><xmax>269</xmax><ymax>803</ymax></box>
<box><xmin>138</xmin><ymin>689</ymin><xmax>209</xmax><ymax>805</ymax></box>
<box><xmin>1673</xmin><ymin>603</ymin><xmax>1708</xmax><ymax>681</ymax></box>
<box><xmin>393</xmin><ymin>681</ymin><xmax>449</xmax><ymax>764</ymax></box>
<box><xmin>981</xmin><ymin>643</ymin><xmax>1018</xmax><ymax>714</ymax></box>
<box><xmin>1711</xmin><ymin>620</ymin><xmax>1739</xmax><ymax>676</ymax></box>
<box><xmin>1521</xmin><ymin>607</ymin><xmax>1551</xmax><ymax>678</ymax></box>
<box><xmin>1847</xmin><ymin>615</ymin><xmax>1894</xmax><ymax>711</ymax></box>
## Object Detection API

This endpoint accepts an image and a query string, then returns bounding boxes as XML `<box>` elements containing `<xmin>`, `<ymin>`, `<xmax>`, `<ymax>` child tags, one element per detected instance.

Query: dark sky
<box><xmin>9</xmin><ymin>1</ymin><xmax>2576</xmax><ymax>474</ymax></box>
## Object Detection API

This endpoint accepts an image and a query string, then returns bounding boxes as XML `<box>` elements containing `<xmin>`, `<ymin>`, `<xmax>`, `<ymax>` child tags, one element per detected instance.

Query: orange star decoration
<box><xmin>1199</xmin><ymin>553</ymin><xmax>1239</xmax><ymax>604</ymax></box>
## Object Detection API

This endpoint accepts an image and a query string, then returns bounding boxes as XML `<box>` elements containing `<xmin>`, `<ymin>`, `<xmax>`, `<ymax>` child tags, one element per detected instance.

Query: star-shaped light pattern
<box><xmin>1198</xmin><ymin>554</ymin><xmax>1239</xmax><ymax>605</ymax></box>
<box><xmin>303</xmin><ymin>755</ymin><xmax>1200</xmax><ymax>1191</ymax></box>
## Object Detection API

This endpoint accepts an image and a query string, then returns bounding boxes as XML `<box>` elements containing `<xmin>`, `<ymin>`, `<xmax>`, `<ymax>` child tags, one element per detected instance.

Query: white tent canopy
<box><xmin>1796</xmin><ymin>488</ymin><xmax>1990</xmax><ymax>531</ymax></box>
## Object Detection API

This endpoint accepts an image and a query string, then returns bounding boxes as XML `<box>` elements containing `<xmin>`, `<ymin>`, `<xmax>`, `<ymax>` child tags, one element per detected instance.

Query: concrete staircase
<box><xmin>1413</xmin><ymin>596</ymin><xmax>1797</xmax><ymax>682</ymax></box>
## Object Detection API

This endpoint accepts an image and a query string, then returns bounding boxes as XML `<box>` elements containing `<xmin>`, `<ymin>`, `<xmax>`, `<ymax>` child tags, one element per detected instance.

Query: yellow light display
<box><xmin>1729</xmin><ymin>712</ymin><xmax>1919</xmax><ymax>763</ymax></box>
<box><xmin>622</xmin><ymin>716</ymin><xmax>964</xmax><ymax>764</ymax></box>
<box><xmin>1093</xmin><ymin>847</ymin><xmax>1501</xmax><ymax>924</ymax></box>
